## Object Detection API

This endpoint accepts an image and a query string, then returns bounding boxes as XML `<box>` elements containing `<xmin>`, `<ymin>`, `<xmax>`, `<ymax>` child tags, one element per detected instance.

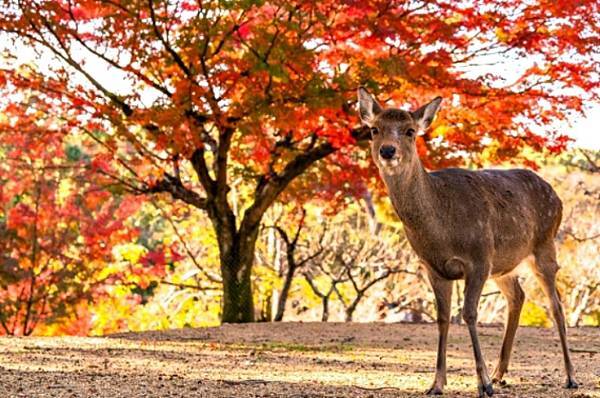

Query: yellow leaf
<box><xmin>495</xmin><ymin>27</ymin><xmax>508</xmax><ymax>42</ymax></box>
<box><xmin>113</xmin><ymin>243</ymin><xmax>147</xmax><ymax>264</ymax></box>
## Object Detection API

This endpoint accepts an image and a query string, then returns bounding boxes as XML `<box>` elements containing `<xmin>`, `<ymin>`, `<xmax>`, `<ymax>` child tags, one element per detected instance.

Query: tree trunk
<box><xmin>321</xmin><ymin>296</ymin><xmax>329</xmax><ymax>322</ymax></box>
<box><xmin>218</xmin><ymin>226</ymin><xmax>259</xmax><ymax>323</ymax></box>
<box><xmin>220</xmin><ymin>260</ymin><xmax>254</xmax><ymax>323</ymax></box>
<box><xmin>274</xmin><ymin>264</ymin><xmax>296</xmax><ymax>322</ymax></box>
<box><xmin>345</xmin><ymin>303</ymin><xmax>357</xmax><ymax>322</ymax></box>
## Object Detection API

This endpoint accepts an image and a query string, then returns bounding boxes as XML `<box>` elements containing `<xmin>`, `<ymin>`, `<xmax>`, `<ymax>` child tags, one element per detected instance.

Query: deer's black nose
<box><xmin>379</xmin><ymin>145</ymin><xmax>396</xmax><ymax>160</ymax></box>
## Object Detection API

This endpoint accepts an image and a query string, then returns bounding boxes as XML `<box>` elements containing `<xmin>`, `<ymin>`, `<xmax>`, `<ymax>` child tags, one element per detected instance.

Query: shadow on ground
<box><xmin>0</xmin><ymin>323</ymin><xmax>598</xmax><ymax>397</ymax></box>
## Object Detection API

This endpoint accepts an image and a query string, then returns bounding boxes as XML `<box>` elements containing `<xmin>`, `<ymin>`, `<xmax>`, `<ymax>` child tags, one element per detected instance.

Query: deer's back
<box><xmin>427</xmin><ymin>168</ymin><xmax>562</xmax><ymax>276</ymax></box>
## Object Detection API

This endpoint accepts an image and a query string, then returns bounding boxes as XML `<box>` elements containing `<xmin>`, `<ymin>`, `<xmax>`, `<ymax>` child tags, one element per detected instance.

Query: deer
<box><xmin>357</xmin><ymin>87</ymin><xmax>578</xmax><ymax>397</ymax></box>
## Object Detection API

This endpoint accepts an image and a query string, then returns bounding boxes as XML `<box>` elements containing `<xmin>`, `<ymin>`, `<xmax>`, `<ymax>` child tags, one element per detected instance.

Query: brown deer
<box><xmin>357</xmin><ymin>87</ymin><xmax>578</xmax><ymax>397</ymax></box>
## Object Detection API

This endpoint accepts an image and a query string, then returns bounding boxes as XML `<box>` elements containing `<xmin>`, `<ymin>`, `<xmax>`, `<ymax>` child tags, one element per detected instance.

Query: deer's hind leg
<box><xmin>532</xmin><ymin>241</ymin><xmax>578</xmax><ymax>388</ymax></box>
<box><xmin>491</xmin><ymin>275</ymin><xmax>525</xmax><ymax>385</ymax></box>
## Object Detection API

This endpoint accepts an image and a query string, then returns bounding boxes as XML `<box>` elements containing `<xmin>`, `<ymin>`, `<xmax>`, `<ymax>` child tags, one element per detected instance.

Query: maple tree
<box><xmin>0</xmin><ymin>112</ymin><xmax>140</xmax><ymax>335</ymax></box>
<box><xmin>0</xmin><ymin>0</ymin><xmax>597</xmax><ymax>323</ymax></box>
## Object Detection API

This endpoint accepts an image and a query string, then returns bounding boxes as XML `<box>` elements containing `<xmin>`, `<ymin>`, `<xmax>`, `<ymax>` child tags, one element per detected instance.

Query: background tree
<box><xmin>283</xmin><ymin>205</ymin><xmax>414</xmax><ymax>322</ymax></box>
<box><xmin>330</xmin><ymin>231</ymin><xmax>413</xmax><ymax>322</ymax></box>
<box><xmin>1</xmin><ymin>0</ymin><xmax>597</xmax><ymax>322</ymax></box>
<box><xmin>302</xmin><ymin>265</ymin><xmax>346</xmax><ymax>323</ymax></box>
<box><xmin>263</xmin><ymin>208</ymin><xmax>326</xmax><ymax>321</ymax></box>
<box><xmin>0</xmin><ymin>113</ymin><xmax>138</xmax><ymax>335</ymax></box>
<box><xmin>552</xmin><ymin>164</ymin><xmax>600</xmax><ymax>326</ymax></box>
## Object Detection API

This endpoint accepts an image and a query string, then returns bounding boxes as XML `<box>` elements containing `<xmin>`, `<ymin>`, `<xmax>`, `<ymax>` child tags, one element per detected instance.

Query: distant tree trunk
<box><xmin>303</xmin><ymin>273</ymin><xmax>337</xmax><ymax>323</ymax></box>
<box><xmin>321</xmin><ymin>296</ymin><xmax>330</xmax><ymax>322</ymax></box>
<box><xmin>272</xmin><ymin>211</ymin><xmax>318</xmax><ymax>322</ymax></box>
<box><xmin>274</xmin><ymin>265</ymin><xmax>295</xmax><ymax>321</ymax></box>
<box><xmin>451</xmin><ymin>282</ymin><xmax>463</xmax><ymax>325</ymax></box>
<box><xmin>362</xmin><ymin>190</ymin><xmax>382</xmax><ymax>235</ymax></box>
<box><xmin>259</xmin><ymin>290</ymin><xmax>272</xmax><ymax>322</ymax></box>
<box><xmin>345</xmin><ymin>302</ymin><xmax>359</xmax><ymax>322</ymax></box>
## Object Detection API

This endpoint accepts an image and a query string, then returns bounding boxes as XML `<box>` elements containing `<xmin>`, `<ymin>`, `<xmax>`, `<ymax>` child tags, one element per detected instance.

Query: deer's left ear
<box><xmin>412</xmin><ymin>97</ymin><xmax>442</xmax><ymax>131</ymax></box>
<box><xmin>357</xmin><ymin>87</ymin><xmax>382</xmax><ymax>126</ymax></box>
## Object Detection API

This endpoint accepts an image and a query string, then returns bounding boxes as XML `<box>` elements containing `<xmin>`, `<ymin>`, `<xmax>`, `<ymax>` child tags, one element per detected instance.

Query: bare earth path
<box><xmin>0</xmin><ymin>323</ymin><xmax>598</xmax><ymax>398</ymax></box>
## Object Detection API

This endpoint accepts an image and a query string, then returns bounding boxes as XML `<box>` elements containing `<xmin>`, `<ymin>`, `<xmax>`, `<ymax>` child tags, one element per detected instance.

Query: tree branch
<box><xmin>148</xmin><ymin>0</ymin><xmax>194</xmax><ymax>79</ymax></box>
<box><xmin>190</xmin><ymin>148</ymin><xmax>215</xmax><ymax>195</ymax></box>
<box><xmin>160</xmin><ymin>281</ymin><xmax>220</xmax><ymax>291</ymax></box>
<box><xmin>564</xmin><ymin>231</ymin><xmax>600</xmax><ymax>243</ymax></box>
<box><xmin>241</xmin><ymin>126</ymin><xmax>368</xmax><ymax>232</ymax></box>
<box><xmin>151</xmin><ymin>201</ymin><xmax>222</xmax><ymax>284</ymax></box>
<box><xmin>145</xmin><ymin>174</ymin><xmax>208</xmax><ymax>209</ymax></box>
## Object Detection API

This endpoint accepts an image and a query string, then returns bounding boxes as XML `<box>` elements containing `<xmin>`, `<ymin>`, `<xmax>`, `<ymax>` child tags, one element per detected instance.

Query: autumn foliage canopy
<box><xmin>0</xmin><ymin>0</ymin><xmax>598</xmax><ymax>325</ymax></box>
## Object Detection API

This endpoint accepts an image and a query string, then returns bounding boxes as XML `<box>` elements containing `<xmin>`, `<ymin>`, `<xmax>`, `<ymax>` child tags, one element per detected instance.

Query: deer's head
<box><xmin>358</xmin><ymin>87</ymin><xmax>441</xmax><ymax>175</ymax></box>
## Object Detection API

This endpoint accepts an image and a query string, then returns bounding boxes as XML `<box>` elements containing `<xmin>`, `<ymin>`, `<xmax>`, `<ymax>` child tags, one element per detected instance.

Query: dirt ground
<box><xmin>0</xmin><ymin>323</ymin><xmax>598</xmax><ymax>398</ymax></box>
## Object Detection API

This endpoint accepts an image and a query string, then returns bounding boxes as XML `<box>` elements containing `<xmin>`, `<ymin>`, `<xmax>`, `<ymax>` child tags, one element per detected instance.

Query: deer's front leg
<box><xmin>426</xmin><ymin>275</ymin><xmax>453</xmax><ymax>395</ymax></box>
<box><xmin>464</xmin><ymin>269</ymin><xmax>493</xmax><ymax>397</ymax></box>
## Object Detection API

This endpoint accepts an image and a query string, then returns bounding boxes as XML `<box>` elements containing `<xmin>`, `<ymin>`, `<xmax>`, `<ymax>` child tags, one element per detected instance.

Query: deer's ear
<box><xmin>357</xmin><ymin>87</ymin><xmax>382</xmax><ymax>126</ymax></box>
<box><xmin>412</xmin><ymin>97</ymin><xmax>442</xmax><ymax>131</ymax></box>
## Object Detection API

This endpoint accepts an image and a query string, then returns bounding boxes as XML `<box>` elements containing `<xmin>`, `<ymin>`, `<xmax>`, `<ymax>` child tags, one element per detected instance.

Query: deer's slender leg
<box><xmin>463</xmin><ymin>269</ymin><xmax>493</xmax><ymax>397</ymax></box>
<box><xmin>426</xmin><ymin>275</ymin><xmax>453</xmax><ymax>395</ymax></box>
<box><xmin>491</xmin><ymin>275</ymin><xmax>525</xmax><ymax>384</ymax></box>
<box><xmin>533</xmin><ymin>242</ymin><xmax>578</xmax><ymax>388</ymax></box>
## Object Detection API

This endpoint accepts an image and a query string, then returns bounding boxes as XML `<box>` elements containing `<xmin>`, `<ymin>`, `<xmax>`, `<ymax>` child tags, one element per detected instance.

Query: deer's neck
<box><xmin>381</xmin><ymin>161</ymin><xmax>439</xmax><ymax>233</ymax></box>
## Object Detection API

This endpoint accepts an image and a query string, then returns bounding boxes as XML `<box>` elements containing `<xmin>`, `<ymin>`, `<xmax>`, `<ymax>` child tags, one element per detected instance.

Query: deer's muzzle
<box><xmin>379</xmin><ymin>145</ymin><xmax>396</xmax><ymax>160</ymax></box>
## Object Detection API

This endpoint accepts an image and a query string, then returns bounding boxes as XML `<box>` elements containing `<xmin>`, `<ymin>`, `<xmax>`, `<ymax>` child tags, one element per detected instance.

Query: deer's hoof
<box><xmin>564</xmin><ymin>378</ymin><xmax>579</xmax><ymax>389</ymax></box>
<box><xmin>425</xmin><ymin>386</ymin><xmax>443</xmax><ymax>395</ymax></box>
<box><xmin>492</xmin><ymin>378</ymin><xmax>507</xmax><ymax>386</ymax></box>
<box><xmin>477</xmin><ymin>383</ymin><xmax>494</xmax><ymax>397</ymax></box>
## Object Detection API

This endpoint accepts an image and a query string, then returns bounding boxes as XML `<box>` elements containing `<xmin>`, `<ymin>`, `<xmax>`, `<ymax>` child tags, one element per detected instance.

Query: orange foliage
<box><xmin>0</xmin><ymin>0</ymin><xmax>597</xmax><ymax>325</ymax></box>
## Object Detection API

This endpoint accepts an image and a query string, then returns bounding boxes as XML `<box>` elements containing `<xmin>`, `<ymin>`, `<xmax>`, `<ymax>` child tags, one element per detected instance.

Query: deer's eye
<box><xmin>406</xmin><ymin>128</ymin><xmax>415</xmax><ymax>137</ymax></box>
<box><xmin>370</xmin><ymin>127</ymin><xmax>379</xmax><ymax>136</ymax></box>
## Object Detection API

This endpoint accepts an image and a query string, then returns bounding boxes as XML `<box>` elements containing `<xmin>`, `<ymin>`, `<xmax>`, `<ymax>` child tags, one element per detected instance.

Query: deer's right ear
<box><xmin>357</xmin><ymin>87</ymin><xmax>382</xmax><ymax>126</ymax></box>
